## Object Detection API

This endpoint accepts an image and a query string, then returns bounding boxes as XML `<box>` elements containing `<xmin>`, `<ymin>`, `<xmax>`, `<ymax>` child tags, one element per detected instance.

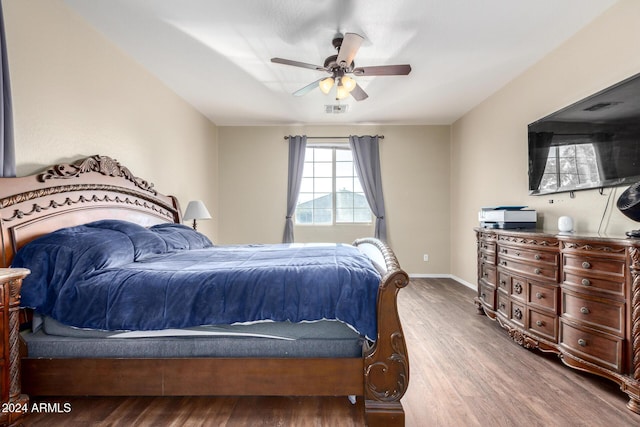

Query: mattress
<box><xmin>22</xmin><ymin>318</ymin><xmax>366</xmax><ymax>359</ymax></box>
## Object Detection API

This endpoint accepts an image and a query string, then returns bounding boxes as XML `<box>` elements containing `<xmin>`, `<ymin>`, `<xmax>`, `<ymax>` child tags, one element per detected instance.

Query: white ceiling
<box><xmin>63</xmin><ymin>0</ymin><xmax>619</xmax><ymax>126</ymax></box>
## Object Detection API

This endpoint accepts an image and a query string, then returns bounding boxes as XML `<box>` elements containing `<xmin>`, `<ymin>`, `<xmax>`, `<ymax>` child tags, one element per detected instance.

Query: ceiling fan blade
<box><xmin>293</xmin><ymin>78</ymin><xmax>324</xmax><ymax>96</ymax></box>
<box><xmin>353</xmin><ymin>64</ymin><xmax>412</xmax><ymax>76</ymax></box>
<box><xmin>271</xmin><ymin>57</ymin><xmax>326</xmax><ymax>71</ymax></box>
<box><xmin>350</xmin><ymin>83</ymin><xmax>368</xmax><ymax>101</ymax></box>
<box><xmin>336</xmin><ymin>33</ymin><xmax>364</xmax><ymax>68</ymax></box>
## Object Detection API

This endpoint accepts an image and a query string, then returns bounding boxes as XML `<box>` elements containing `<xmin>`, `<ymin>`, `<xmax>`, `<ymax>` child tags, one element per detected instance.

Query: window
<box><xmin>539</xmin><ymin>143</ymin><xmax>601</xmax><ymax>192</ymax></box>
<box><xmin>295</xmin><ymin>147</ymin><xmax>372</xmax><ymax>225</ymax></box>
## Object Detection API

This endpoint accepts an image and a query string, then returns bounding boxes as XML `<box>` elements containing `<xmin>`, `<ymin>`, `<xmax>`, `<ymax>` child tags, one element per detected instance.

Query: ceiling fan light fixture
<box><xmin>319</xmin><ymin>77</ymin><xmax>335</xmax><ymax>94</ymax></box>
<box><xmin>341</xmin><ymin>75</ymin><xmax>356</xmax><ymax>92</ymax></box>
<box><xmin>335</xmin><ymin>81</ymin><xmax>350</xmax><ymax>100</ymax></box>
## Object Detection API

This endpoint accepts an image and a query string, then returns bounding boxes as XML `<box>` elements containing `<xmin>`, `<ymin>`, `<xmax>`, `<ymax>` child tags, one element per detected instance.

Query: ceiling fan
<box><xmin>271</xmin><ymin>32</ymin><xmax>411</xmax><ymax>101</ymax></box>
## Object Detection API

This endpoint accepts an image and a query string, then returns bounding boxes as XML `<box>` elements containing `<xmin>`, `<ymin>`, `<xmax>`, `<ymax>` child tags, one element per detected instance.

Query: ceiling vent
<box><xmin>325</xmin><ymin>104</ymin><xmax>349</xmax><ymax>114</ymax></box>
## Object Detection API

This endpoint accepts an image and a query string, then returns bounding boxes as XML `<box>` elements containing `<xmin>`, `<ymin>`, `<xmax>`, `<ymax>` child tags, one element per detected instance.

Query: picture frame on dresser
<box><xmin>474</xmin><ymin>228</ymin><xmax>640</xmax><ymax>415</ymax></box>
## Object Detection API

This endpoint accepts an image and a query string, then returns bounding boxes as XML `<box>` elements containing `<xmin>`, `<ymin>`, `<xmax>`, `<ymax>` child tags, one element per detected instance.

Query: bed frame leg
<box><xmin>365</xmin><ymin>400</ymin><xmax>404</xmax><ymax>427</ymax></box>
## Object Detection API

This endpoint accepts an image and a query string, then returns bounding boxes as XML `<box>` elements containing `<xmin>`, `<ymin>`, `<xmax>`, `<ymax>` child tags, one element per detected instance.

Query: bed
<box><xmin>0</xmin><ymin>155</ymin><xmax>410</xmax><ymax>426</ymax></box>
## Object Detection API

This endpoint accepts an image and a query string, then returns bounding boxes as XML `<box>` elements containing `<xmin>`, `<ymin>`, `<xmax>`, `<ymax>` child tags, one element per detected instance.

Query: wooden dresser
<box><xmin>474</xmin><ymin>228</ymin><xmax>640</xmax><ymax>414</ymax></box>
<box><xmin>0</xmin><ymin>268</ymin><xmax>29</xmax><ymax>426</ymax></box>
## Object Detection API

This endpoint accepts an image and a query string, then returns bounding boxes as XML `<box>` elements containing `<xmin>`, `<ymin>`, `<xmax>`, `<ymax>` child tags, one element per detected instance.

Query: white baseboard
<box><xmin>408</xmin><ymin>274</ymin><xmax>477</xmax><ymax>291</ymax></box>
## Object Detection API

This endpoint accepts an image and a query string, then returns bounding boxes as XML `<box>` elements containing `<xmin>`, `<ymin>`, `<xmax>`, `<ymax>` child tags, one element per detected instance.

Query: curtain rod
<box><xmin>283</xmin><ymin>135</ymin><xmax>384</xmax><ymax>140</ymax></box>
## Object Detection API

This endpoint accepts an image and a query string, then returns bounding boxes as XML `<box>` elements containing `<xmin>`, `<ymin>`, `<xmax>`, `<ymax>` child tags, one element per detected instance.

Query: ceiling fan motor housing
<box><xmin>332</xmin><ymin>34</ymin><xmax>344</xmax><ymax>50</ymax></box>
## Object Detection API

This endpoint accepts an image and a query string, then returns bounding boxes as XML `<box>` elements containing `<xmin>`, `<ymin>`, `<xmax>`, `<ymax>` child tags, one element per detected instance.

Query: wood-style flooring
<box><xmin>20</xmin><ymin>278</ymin><xmax>640</xmax><ymax>426</ymax></box>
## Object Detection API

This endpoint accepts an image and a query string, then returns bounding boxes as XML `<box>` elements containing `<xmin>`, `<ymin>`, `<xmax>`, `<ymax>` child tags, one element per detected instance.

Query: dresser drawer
<box><xmin>528</xmin><ymin>281</ymin><xmax>558</xmax><ymax>312</ymax></box>
<box><xmin>498</xmin><ymin>257</ymin><xmax>557</xmax><ymax>281</ymax></box>
<box><xmin>563</xmin><ymin>272</ymin><xmax>625</xmax><ymax>298</ymax></box>
<box><xmin>528</xmin><ymin>308</ymin><xmax>558</xmax><ymax>342</ymax></box>
<box><xmin>498</xmin><ymin>245</ymin><xmax>557</xmax><ymax>266</ymax></box>
<box><xmin>479</xmin><ymin>282</ymin><xmax>496</xmax><ymax>310</ymax></box>
<box><xmin>497</xmin><ymin>272</ymin><xmax>510</xmax><ymax>293</ymax></box>
<box><xmin>496</xmin><ymin>291</ymin><xmax>509</xmax><ymax>317</ymax></box>
<box><xmin>479</xmin><ymin>240</ymin><xmax>496</xmax><ymax>255</ymax></box>
<box><xmin>563</xmin><ymin>255</ymin><xmax>625</xmax><ymax>280</ymax></box>
<box><xmin>559</xmin><ymin>320</ymin><xmax>623</xmax><ymax>373</ymax></box>
<box><xmin>562</xmin><ymin>291</ymin><xmax>624</xmax><ymax>336</ymax></box>
<box><xmin>479</xmin><ymin>250</ymin><xmax>495</xmax><ymax>265</ymax></box>
<box><xmin>480</xmin><ymin>263</ymin><xmax>496</xmax><ymax>286</ymax></box>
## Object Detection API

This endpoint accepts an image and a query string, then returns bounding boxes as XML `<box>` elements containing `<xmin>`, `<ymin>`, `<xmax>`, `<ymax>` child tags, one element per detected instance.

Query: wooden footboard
<box><xmin>354</xmin><ymin>238</ymin><xmax>410</xmax><ymax>427</ymax></box>
<box><xmin>1</xmin><ymin>156</ymin><xmax>410</xmax><ymax>426</ymax></box>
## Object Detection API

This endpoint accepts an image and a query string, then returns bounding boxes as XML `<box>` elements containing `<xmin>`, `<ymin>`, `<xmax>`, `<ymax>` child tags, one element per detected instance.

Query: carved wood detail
<box><xmin>496</xmin><ymin>315</ymin><xmax>540</xmax><ymax>349</ymax></box>
<box><xmin>1</xmin><ymin>190</ymin><xmax>176</xmax><ymax>223</ymax></box>
<box><xmin>37</xmin><ymin>155</ymin><xmax>156</xmax><ymax>195</ymax></box>
<box><xmin>355</xmin><ymin>238</ymin><xmax>410</xmax><ymax>408</ymax></box>
<box><xmin>629</xmin><ymin>247</ymin><xmax>640</xmax><ymax>381</ymax></box>
<box><xmin>562</xmin><ymin>241</ymin><xmax>627</xmax><ymax>254</ymax></box>
<box><xmin>0</xmin><ymin>270</ymin><xmax>29</xmax><ymax>426</ymax></box>
<box><xmin>497</xmin><ymin>234</ymin><xmax>560</xmax><ymax>248</ymax></box>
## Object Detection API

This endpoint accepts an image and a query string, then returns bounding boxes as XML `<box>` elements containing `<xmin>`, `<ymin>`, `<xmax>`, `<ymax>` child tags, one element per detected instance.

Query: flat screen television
<box><xmin>528</xmin><ymin>72</ymin><xmax>640</xmax><ymax>195</ymax></box>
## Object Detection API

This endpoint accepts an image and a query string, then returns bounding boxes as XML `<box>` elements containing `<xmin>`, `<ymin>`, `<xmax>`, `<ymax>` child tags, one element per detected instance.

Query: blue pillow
<box><xmin>150</xmin><ymin>223</ymin><xmax>213</xmax><ymax>250</ymax></box>
<box><xmin>12</xmin><ymin>224</ymin><xmax>136</xmax><ymax>310</ymax></box>
<box><xmin>85</xmin><ymin>220</ymin><xmax>167</xmax><ymax>260</ymax></box>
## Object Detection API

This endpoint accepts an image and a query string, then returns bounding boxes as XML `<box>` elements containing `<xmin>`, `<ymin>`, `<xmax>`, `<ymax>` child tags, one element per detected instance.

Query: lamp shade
<box><xmin>183</xmin><ymin>200</ymin><xmax>212</xmax><ymax>221</ymax></box>
<box><xmin>319</xmin><ymin>77</ymin><xmax>335</xmax><ymax>94</ymax></box>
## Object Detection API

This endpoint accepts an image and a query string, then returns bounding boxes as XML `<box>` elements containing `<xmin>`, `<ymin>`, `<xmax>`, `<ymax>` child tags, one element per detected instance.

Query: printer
<box><xmin>479</xmin><ymin>206</ymin><xmax>537</xmax><ymax>229</ymax></box>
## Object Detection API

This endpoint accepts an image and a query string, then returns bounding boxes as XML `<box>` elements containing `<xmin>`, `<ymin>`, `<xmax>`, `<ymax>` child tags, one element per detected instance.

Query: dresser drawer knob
<box><xmin>536</xmin><ymin>320</ymin><xmax>544</xmax><ymax>327</ymax></box>
<box><xmin>581</xmin><ymin>278</ymin><xmax>591</xmax><ymax>286</ymax></box>
<box><xmin>580</xmin><ymin>306</ymin><xmax>590</xmax><ymax>315</ymax></box>
<box><xmin>515</xmin><ymin>251</ymin><xmax>520</xmax><ymax>256</ymax></box>
<box><xmin>534</xmin><ymin>268</ymin><xmax>541</xmax><ymax>274</ymax></box>
<box><xmin>534</xmin><ymin>254</ymin><xmax>541</xmax><ymax>260</ymax></box>
<box><xmin>536</xmin><ymin>292</ymin><xmax>543</xmax><ymax>299</ymax></box>
<box><xmin>499</xmin><ymin>302</ymin><xmax>506</xmax><ymax>309</ymax></box>
<box><xmin>500</xmin><ymin>261</ymin><xmax>507</xmax><ymax>266</ymax></box>
<box><xmin>582</xmin><ymin>261</ymin><xmax>591</xmax><ymax>269</ymax></box>
<box><xmin>499</xmin><ymin>279</ymin><xmax>506</xmax><ymax>286</ymax></box>
<box><xmin>578</xmin><ymin>338</ymin><xmax>587</xmax><ymax>347</ymax></box>
<box><xmin>514</xmin><ymin>283</ymin><xmax>523</xmax><ymax>294</ymax></box>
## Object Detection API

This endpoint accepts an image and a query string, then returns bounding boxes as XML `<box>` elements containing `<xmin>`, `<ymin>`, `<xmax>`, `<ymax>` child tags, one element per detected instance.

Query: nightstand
<box><xmin>0</xmin><ymin>268</ymin><xmax>29</xmax><ymax>426</ymax></box>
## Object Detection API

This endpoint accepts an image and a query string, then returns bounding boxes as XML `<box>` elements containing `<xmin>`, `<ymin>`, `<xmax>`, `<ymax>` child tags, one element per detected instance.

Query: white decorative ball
<box><xmin>558</xmin><ymin>216</ymin><xmax>574</xmax><ymax>232</ymax></box>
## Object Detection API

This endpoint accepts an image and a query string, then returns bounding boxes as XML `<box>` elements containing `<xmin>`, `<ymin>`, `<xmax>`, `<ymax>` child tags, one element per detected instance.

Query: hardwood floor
<box><xmin>20</xmin><ymin>278</ymin><xmax>640</xmax><ymax>426</ymax></box>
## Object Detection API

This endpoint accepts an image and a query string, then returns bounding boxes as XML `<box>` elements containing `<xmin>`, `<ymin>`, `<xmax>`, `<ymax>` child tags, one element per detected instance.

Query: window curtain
<box><xmin>283</xmin><ymin>135</ymin><xmax>307</xmax><ymax>243</ymax></box>
<box><xmin>0</xmin><ymin>3</ymin><xmax>14</xmax><ymax>177</ymax></box>
<box><xmin>349</xmin><ymin>135</ymin><xmax>387</xmax><ymax>241</ymax></box>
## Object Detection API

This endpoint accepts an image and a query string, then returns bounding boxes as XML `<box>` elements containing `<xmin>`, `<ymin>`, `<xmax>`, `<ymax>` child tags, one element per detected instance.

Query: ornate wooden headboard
<box><xmin>0</xmin><ymin>155</ymin><xmax>181</xmax><ymax>268</ymax></box>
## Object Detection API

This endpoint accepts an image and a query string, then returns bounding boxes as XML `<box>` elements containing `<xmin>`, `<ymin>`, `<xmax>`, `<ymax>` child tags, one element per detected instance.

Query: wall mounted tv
<box><xmin>528</xmin><ymin>72</ymin><xmax>640</xmax><ymax>195</ymax></box>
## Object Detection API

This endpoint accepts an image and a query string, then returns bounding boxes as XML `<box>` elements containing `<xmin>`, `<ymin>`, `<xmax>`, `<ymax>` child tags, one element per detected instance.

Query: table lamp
<box><xmin>183</xmin><ymin>200</ymin><xmax>212</xmax><ymax>230</ymax></box>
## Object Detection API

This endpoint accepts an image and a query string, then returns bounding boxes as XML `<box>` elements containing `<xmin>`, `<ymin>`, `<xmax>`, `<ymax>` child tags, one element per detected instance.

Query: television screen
<box><xmin>528</xmin><ymin>72</ymin><xmax>640</xmax><ymax>195</ymax></box>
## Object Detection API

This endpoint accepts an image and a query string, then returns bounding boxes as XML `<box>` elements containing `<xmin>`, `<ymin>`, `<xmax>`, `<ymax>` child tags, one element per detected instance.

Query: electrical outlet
<box><xmin>423</xmin><ymin>254</ymin><xmax>429</xmax><ymax>262</ymax></box>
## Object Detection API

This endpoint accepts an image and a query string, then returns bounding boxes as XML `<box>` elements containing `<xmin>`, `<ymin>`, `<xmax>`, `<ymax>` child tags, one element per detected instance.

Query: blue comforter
<box><xmin>12</xmin><ymin>220</ymin><xmax>381</xmax><ymax>339</ymax></box>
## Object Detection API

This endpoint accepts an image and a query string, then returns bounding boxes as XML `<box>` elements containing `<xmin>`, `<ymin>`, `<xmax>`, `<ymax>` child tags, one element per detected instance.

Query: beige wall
<box><xmin>4</xmin><ymin>0</ymin><xmax>219</xmax><ymax>240</ymax></box>
<box><xmin>451</xmin><ymin>0</ymin><xmax>640</xmax><ymax>285</ymax></box>
<box><xmin>12</xmin><ymin>0</ymin><xmax>633</xmax><ymax>284</ymax></box>
<box><xmin>218</xmin><ymin>125</ymin><xmax>451</xmax><ymax>275</ymax></box>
